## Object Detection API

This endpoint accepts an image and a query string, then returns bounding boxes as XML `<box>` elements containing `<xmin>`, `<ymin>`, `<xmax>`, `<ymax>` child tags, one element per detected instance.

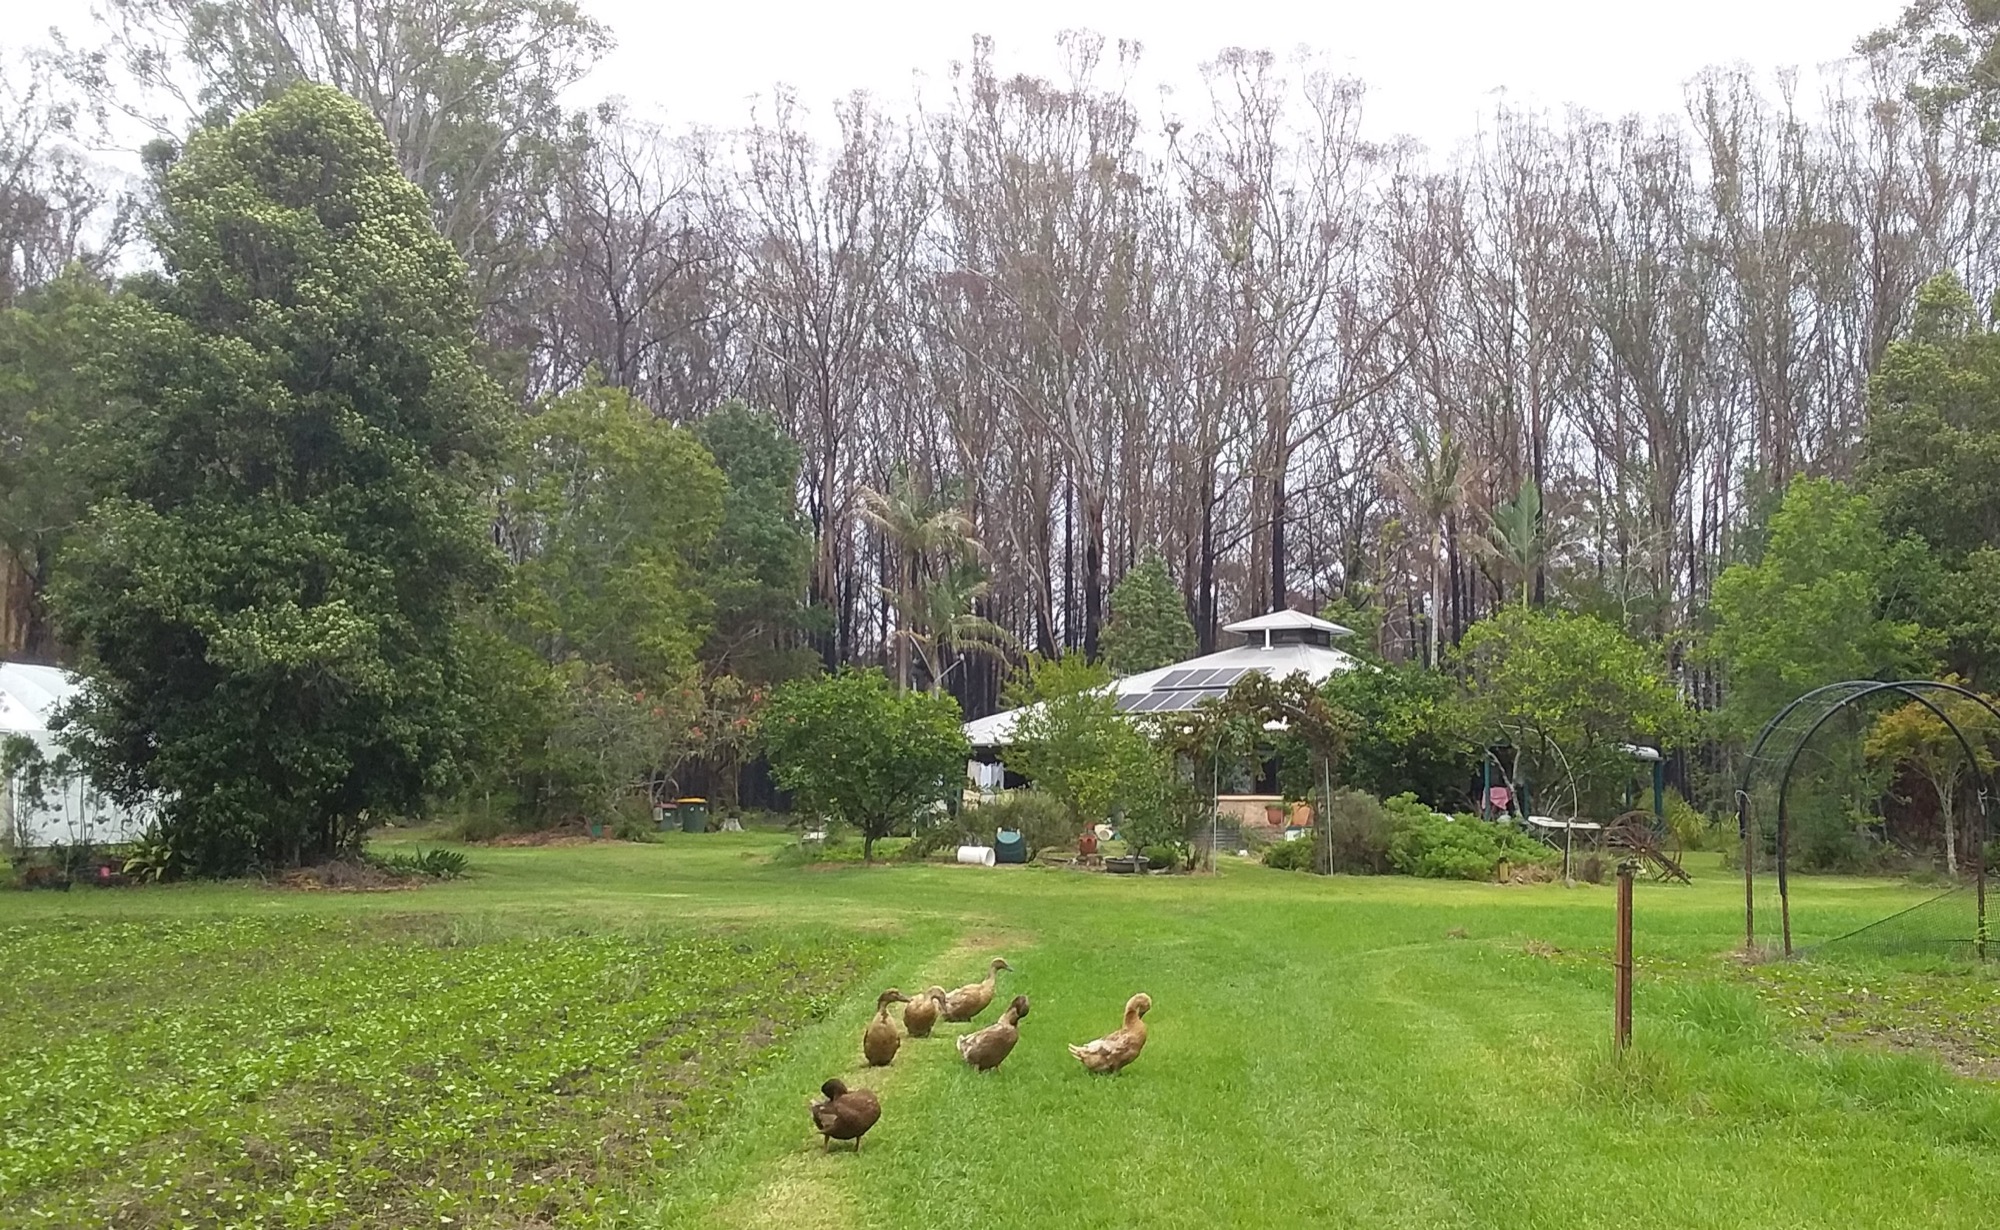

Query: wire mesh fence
<box><xmin>1736</xmin><ymin>680</ymin><xmax>1995</xmax><ymax>960</ymax></box>
<box><xmin>1801</xmin><ymin>885</ymin><xmax>1990</xmax><ymax>962</ymax></box>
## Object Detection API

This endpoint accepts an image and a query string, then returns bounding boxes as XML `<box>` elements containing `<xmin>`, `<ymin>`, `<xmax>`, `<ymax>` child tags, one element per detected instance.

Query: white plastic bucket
<box><xmin>956</xmin><ymin>845</ymin><xmax>997</xmax><ymax>867</ymax></box>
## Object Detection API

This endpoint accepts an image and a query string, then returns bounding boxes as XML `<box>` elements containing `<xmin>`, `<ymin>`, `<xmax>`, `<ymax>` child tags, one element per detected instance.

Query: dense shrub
<box><xmin>901</xmin><ymin>812</ymin><xmax>976</xmax><ymax>861</ymax></box>
<box><xmin>1322</xmin><ymin>789</ymin><xmax>1396</xmax><ymax>874</ymax></box>
<box><xmin>1262</xmin><ymin>837</ymin><xmax>1316</xmax><ymax>872</ymax></box>
<box><xmin>9</xmin><ymin>842</ymin><xmax>102</xmax><ymax>890</ymax></box>
<box><xmin>610</xmin><ymin>794</ymin><xmax>663</xmax><ymax>842</ymax></box>
<box><xmin>902</xmin><ymin>791</ymin><xmax>1076</xmax><ymax>861</ymax></box>
<box><xmin>1140</xmin><ymin>844</ymin><xmax>1185</xmax><ymax>871</ymax></box>
<box><xmin>982</xmin><ymin>791</ymin><xmax>1078</xmax><ymax>858</ymax></box>
<box><xmin>1383</xmin><ymin>793</ymin><xmax>1556</xmax><ymax>881</ymax></box>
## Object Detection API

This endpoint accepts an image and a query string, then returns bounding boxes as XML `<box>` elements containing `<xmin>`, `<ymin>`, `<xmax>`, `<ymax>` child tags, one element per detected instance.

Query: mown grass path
<box><xmin>5</xmin><ymin>834</ymin><xmax>1998</xmax><ymax>1228</ymax></box>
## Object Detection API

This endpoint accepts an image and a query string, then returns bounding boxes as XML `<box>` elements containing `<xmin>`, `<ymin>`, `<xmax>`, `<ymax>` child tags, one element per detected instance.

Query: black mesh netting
<box><xmin>1802</xmin><ymin>885</ymin><xmax>1991</xmax><ymax>961</ymax></box>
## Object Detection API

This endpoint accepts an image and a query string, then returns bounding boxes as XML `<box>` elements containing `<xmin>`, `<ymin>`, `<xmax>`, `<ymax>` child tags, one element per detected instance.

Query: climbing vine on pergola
<box><xmin>1155</xmin><ymin>672</ymin><xmax>1354</xmax><ymax>872</ymax></box>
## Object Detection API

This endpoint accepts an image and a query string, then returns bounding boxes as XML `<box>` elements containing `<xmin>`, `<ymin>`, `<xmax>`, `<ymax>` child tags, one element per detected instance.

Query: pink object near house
<box><xmin>1487</xmin><ymin>786</ymin><xmax>1512</xmax><ymax>813</ymax></box>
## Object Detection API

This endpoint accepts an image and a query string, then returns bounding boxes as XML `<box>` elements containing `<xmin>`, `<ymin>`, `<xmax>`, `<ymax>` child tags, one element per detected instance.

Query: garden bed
<box><xmin>0</xmin><ymin>915</ymin><xmax>870</xmax><ymax>1227</ymax></box>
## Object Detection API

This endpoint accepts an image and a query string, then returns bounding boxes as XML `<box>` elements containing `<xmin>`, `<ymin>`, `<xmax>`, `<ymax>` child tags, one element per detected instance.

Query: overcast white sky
<box><xmin>582</xmin><ymin>0</ymin><xmax>1909</xmax><ymax>150</ymax></box>
<box><xmin>33</xmin><ymin>0</ymin><xmax>1909</xmax><ymax>153</ymax></box>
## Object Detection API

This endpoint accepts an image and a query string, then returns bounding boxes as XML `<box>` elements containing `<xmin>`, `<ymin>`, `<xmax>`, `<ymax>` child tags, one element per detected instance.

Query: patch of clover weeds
<box><xmin>1737</xmin><ymin>955</ymin><xmax>2000</xmax><ymax>1080</ymax></box>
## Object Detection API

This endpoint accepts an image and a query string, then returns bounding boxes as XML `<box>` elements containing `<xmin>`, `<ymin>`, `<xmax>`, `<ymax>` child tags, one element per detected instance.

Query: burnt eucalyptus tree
<box><xmin>727</xmin><ymin>90</ymin><xmax>928</xmax><ymax>666</ymax></box>
<box><xmin>925</xmin><ymin>33</ymin><xmax>1157</xmax><ymax>659</ymax></box>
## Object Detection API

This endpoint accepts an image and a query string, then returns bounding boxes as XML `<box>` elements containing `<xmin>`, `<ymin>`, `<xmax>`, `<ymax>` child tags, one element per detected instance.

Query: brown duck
<box><xmin>902</xmin><ymin>985</ymin><xmax>947</xmax><ymax>1038</ymax></box>
<box><xmin>1068</xmin><ymin>992</ymin><xmax>1151</xmax><ymax>1074</ymax></box>
<box><xmin>956</xmin><ymin>994</ymin><xmax>1030</xmax><ymax>1071</ymax></box>
<box><xmin>808</xmin><ymin>1078</ymin><xmax>881</xmax><ymax>1150</ymax></box>
<box><xmin>862</xmin><ymin>989</ymin><xmax>911</xmax><ymax>1066</ymax></box>
<box><xmin>941</xmin><ymin>958</ymin><xmax>1011</xmax><ymax>1022</ymax></box>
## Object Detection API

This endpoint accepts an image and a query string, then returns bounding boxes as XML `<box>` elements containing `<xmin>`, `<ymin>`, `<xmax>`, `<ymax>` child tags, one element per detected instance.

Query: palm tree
<box><xmin>857</xmin><ymin>470</ymin><xmax>980</xmax><ymax>690</ymax></box>
<box><xmin>1386</xmin><ymin>417</ymin><xmax>1474</xmax><ymax>669</ymax></box>
<box><xmin>911</xmin><ymin>560</ymin><xmax>1018</xmax><ymax>694</ymax></box>
<box><xmin>1480</xmin><ymin>477</ymin><xmax>1565</xmax><ymax>607</ymax></box>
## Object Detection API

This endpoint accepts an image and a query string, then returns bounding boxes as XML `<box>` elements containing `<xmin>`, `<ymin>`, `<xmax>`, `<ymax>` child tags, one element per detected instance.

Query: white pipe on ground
<box><xmin>956</xmin><ymin>845</ymin><xmax>996</xmax><ymax>867</ymax></box>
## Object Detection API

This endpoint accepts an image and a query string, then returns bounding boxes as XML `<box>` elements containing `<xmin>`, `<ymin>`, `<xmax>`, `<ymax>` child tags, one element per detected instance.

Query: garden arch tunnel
<box><xmin>1735</xmin><ymin>679</ymin><xmax>1997</xmax><ymax>958</ymax></box>
<box><xmin>1161</xmin><ymin>672</ymin><xmax>1348</xmax><ymax>873</ymax></box>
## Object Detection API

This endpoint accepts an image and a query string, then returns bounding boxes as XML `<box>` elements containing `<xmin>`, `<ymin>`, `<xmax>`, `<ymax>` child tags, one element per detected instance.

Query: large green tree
<box><xmin>51</xmin><ymin>84</ymin><xmax>505</xmax><ymax>875</ymax></box>
<box><xmin>1101</xmin><ymin>549</ymin><xmax>1197</xmax><ymax>676</ymax></box>
<box><xmin>1707</xmin><ymin>478</ymin><xmax>1937</xmax><ymax>740</ymax></box>
<box><xmin>503</xmin><ymin>381</ymin><xmax>725</xmax><ymax>686</ymax></box>
<box><xmin>87</xmin><ymin>0</ymin><xmax>611</xmax><ymax>313</ymax></box>
<box><xmin>1001</xmin><ymin>653</ymin><xmax>1155</xmax><ymax>839</ymax></box>
<box><xmin>693</xmin><ymin>400</ymin><xmax>813</xmax><ymax>683</ymax></box>
<box><xmin>1861</xmin><ymin>272</ymin><xmax>2000</xmax><ymax>683</ymax></box>
<box><xmin>477</xmin><ymin>382</ymin><xmax>724</xmax><ymax>828</ymax></box>
<box><xmin>759</xmin><ymin>669</ymin><xmax>969</xmax><ymax>860</ymax></box>
<box><xmin>1321</xmin><ymin>661</ymin><xmax>1478</xmax><ymax>809</ymax></box>
<box><xmin>1455</xmin><ymin>607</ymin><xmax>1690</xmax><ymax>816</ymax></box>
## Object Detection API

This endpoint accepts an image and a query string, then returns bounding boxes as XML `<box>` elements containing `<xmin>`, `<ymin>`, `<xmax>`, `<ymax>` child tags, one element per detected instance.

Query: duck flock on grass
<box><xmin>808</xmin><ymin>956</ymin><xmax>1152</xmax><ymax>1151</ymax></box>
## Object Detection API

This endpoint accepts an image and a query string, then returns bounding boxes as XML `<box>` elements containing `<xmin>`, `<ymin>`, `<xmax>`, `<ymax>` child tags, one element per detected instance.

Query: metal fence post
<box><xmin>1614</xmin><ymin>859</ymin><xmax>1637</xmax><ymax>1052</ymax></box>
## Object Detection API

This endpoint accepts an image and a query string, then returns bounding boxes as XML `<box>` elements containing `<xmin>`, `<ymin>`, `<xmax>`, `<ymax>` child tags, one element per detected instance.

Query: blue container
<box><xmin>994</xmin><ymin>828</ymin><xmax>1027</xmax><ymax>864</ymax></box>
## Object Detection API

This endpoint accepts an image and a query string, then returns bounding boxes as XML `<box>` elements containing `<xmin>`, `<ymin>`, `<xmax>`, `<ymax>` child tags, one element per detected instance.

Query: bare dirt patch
<box><xmin>480</xmin><ymin>821</ymin><xmax>614</xmax><ymax>847</ymax></box>
<box><xmin>271</xmin><ymin>860</ymin><xmax>424</xmax><ymax>892</ymax></box>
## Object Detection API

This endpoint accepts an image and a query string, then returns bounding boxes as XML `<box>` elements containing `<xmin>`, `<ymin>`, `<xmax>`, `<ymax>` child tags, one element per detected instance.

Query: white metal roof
<box><xmin>1222</xmin><ymin>609</ymin><xmax>1356</xmax><ymax>636</ymax></box>
<box><xmin>0</xmin><ymin>662</ymin><xmax>72</xmax><ymax>735</ymax></box>
<box><xmin>964</xmin><ymin>619</ymin><xmax>1362</xmax><ymax>749</ymax></box>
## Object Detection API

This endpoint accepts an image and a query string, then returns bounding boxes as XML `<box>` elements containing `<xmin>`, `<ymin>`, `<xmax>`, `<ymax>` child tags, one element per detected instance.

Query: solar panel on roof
<box><xmin>1154</xmin><ymin>669</ymin><xmax>1198</xmax><ymax>690</ymax></box>
<box><xmin>1136</xmin><ymin>687</ymin><xmax>1224</xmax><ymax>713</ymax></box>
<box><xmin>1208</xmin><ymin>667</ymin><xmax>1249</xmax><ymax>687</ymax></box>
<box><xmin>1114</xmin><ymin>693</ymin><xmax>1144</xmax><ymax>712</ymax></box>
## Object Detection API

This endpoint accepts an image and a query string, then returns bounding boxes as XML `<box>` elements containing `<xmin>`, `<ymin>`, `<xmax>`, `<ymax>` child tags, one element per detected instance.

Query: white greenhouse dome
<box><xmin>962</xmin><ymin>609</ymin><xmax>1363</xmax><ymax>751</ymax></box>
<box><xmin>1</xmin><ymin>663</ymin><xmax>154</xmax><ymax>849</ymax></box>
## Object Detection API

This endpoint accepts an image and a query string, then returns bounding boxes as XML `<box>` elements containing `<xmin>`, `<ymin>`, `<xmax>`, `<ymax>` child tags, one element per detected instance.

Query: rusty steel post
<box><xmin>1614</xmin><ymin>860</ymin><xmax>1636</xmax><ymax>1052</ymax></box>
<box><xmin>1738</xmin><ymin>790</ymin><xmax>1754</xmax><ymax>953</ymax></box>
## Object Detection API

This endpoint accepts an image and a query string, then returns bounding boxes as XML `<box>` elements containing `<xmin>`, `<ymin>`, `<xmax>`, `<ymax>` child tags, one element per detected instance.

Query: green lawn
<box><xmin>4</xmin><ymin>833</ymin><xmax>1998</xmax><ymax>1229</ymax></box>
